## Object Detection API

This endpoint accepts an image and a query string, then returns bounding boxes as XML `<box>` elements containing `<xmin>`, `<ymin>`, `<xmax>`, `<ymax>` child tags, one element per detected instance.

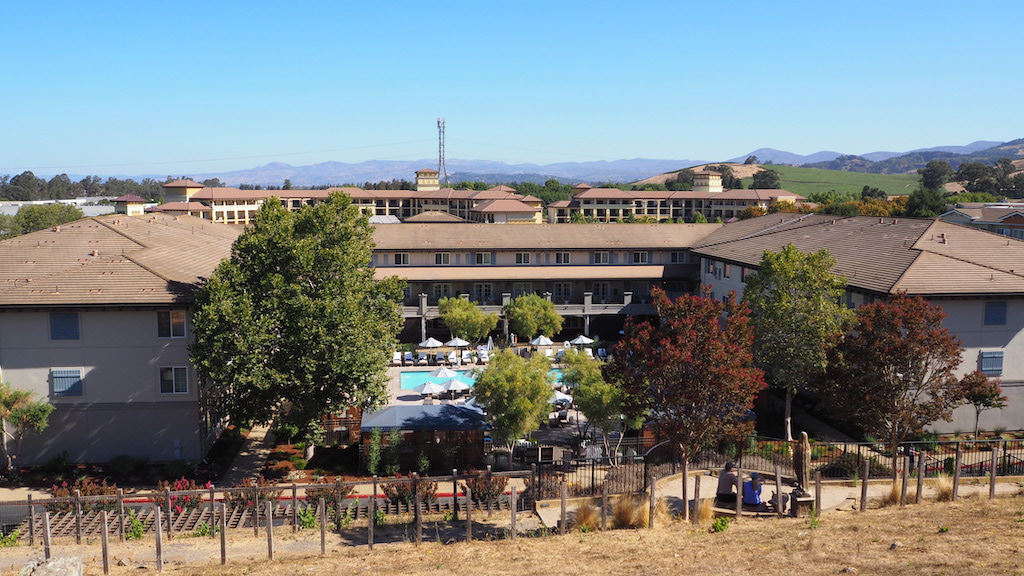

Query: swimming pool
<box><xmin>399</xmin><ymin>369</ymin><xmax>564</xmax><ymax>390</ymax></box>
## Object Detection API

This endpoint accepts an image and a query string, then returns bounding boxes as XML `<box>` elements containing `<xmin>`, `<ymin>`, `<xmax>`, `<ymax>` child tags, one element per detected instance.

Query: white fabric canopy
<box><xmin>430</xmin><ymin>366</ymin><xmax>459</xmax><ymax>379</ymax></box>
<box><xmin>419</xmin><ymin>337</ymin><xmax>444</xmax><ymax>348</ymax></box>
<box><xmin>569</xmin><ymin>335</ymin><xmax>595</xmax><ymax>345</ymax></box>
<box><xmin>446</xmin><ymin>337</ymin><xmax>470</xmax><ymax>347</ymax></box>
<box><xmin>414</xmin><ymin>381</ymin><xmax>445</xmax><ymax>395</ymax></box>
<box><xmin>530</xmin><ymin>335</ymin><xmax>554</xmax><ymax>346</ymax></box>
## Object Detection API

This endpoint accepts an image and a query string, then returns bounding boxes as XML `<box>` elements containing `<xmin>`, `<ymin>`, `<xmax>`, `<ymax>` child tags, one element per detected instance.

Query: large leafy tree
<box><xmin>0</xmin><ymin>382</ymin><xmax>54</xmax><ymax>473</ymax></box>
<box><xmin>905</xmin><ymin>186</ymin><xmax>947</xmax><ymax>217</ymax></box>
<box><xmin>960</xmin><ymin>371</ymin><xmax>1007</xmax><ymax>439</ymax></box>
<box><xmin>820</xmin><ymin>294</ymin><xmax>967</xmax><ymax>478</ymax></box>
<box><xmin>13</xmin><ymin>204</ymin><xmax>84</xmax><ymax>236</ymax></box>
<box><xmin>743</xmin><ymin>244</ymin><xmax>853</xmax><ymax>441</ymax></box>
<box><xmin>562</xmin><ymin>350</ymin><xmax>640</xmax><ymax>464</ymax></box>
<box><xmin>607</xmin><ymin>287</ymin><xmax>765</xmax><ymax>464</ymax></box>
<box><xmin>751</xmin><ymin>168</ymin><xmax>781</xmax><ymax>189</ymax></box>
<box><xmin>472</xmin><ymin>350</ymin><xmax>553</xmax><ymax>454</ymax></box>
<box><xmin>438</xmin><ymin>297</ymin><xmax>498</xmax><ymax>342</ymax></box>
<box><xmin>191</xmin><ymin>192</ymin><xmax>405</xmax><ymax>441</ymax></box>
<box><xmin>918</xmin><ymin>160</ymin><xmax>955</xmax><ymax>191</ymax></box>
<box><xmin>503</xmin><ymin>293</ymin><xmax>563</xmax><ymax>339</ymax></box>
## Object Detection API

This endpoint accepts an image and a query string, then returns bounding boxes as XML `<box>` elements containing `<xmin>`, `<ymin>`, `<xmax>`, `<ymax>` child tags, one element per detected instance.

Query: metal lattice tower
<box><xmin>437</xmin><ymin>118</ymin><xmax>449</xmax><ymax>187</ymax></box>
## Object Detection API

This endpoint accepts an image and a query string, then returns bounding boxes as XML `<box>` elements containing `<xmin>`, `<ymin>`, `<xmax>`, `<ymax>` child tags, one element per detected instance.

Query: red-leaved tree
<box><xmin>960</xmin><ymin>370</ymin><xmax>1007</xmax><ymax>440</ymax></box>
<box><xmin>820</xmin><ymin>294</ymin><xmax>967</xmax><ymax>479</ymax></box>
<box><xmin>607</xmin><ymin>287</ymin><xmax>766</xmax><ymax>465</ymax></box>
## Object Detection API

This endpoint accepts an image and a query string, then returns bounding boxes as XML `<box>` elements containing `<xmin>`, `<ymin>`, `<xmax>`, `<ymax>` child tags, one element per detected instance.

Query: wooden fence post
<box><xmin>990</xmin><ymin>447</ymin><xmax>1000</xmax><ymax>499</ymax></box>
<box><xmin>155</xmin><ymin>507</ymin><xmax>164</xmax><ymax>573</ymax></box>
<box><xmin>291</xmin><ymin>484</ymin><xmax>298</xmax><ymax>532</ymax></box>
<box><xmin>220</xmin><ymin>503</ymin><xmax>227</xmax><ymax>565</ymax></box>
<box><xmin>814</xmin><ymin>471</ymin><xmax>822</xmax><ymax>515</ymax></box>
<box><xmin>510</xmin><ymin>486</ymin><xmax>517</xmax><ymax>540</ymax></box>
<box><xmin>209</xmin><ymin>484</ymin><xmax>217</xmax><ymax>539</ymax></box>
<box><xmin>530</xmin><ymin>463</ymin><xmax>538</xmax><ymax>503</ymax></box>
<box><xmin>692</xmin><ymin>474</ymin><xmax>701</xmax><ymax>525</ymax></box>
<box><xmin>464</xmin><ymin>486</ymin><xmax>472</xmax><ymax>543</ymax></box>
<box><xmin>165</xmin><ymin>487</ymin><xmax>174</xmax><ymax>539</ymax></box>
<box><xmin>953</xmin><ymin>444</ymin><xmax>962</xmax><ymax>501</ymax></box>
<box><xmin>101</xmin><ymin>511</ymin><xmax>110</xmax><ymax>575</ymax></box>
<box><xmin>916</xmin><ymin>451</ymin><xmax>925</xmax><ymax>505</ymax></box>
<box><xmin>774</xmin><ymin>464</ymin><xmax>783</xmax><ymax>518</ymax></box>
<box><xmin>318</xmin><ymin>498</ymin><xmax>326</xmax><ymax>556</ymax></box>
<box><xmin>265</xmin><ymin>501</ymin><xmax>274</xmax><ymax>560</ymax></box>
<box><xmin>451</xmin><ymin>468</ymin><xmax>459</xmax><ymax>521</ymax></box>
<box><xmin>413</xmin><ymin>473</ymin><xmax>422</xmax><ymax>546</ymax></box>
<box><xmin>560</xmin><ymin>480</ymin><xmax>567</xmax><ymax>535</ymax></box>
<box><xmin>74</xmin><ymin>489</ymin><xmax>83</xmax><ymax>545</ymax></box>
<box><xmin>681</xmin><ymin>459</ymin><xmax>689</xmax><ymax>522</ymax></box>
<box><xmin>42</xmin><ymin>511</ymin><xmax>51</xmax><ymax>560</ymax></box>
<box><xmin>486</xmin><ymin>465</ymin><xmax>493</xmax><ymax>519</ymax></box>
<box><xmin>601</xmin><ymin>480</ymin><xmax>608</xmax><ymax>531</ymax></box>
<box><xmin>648</xmin><ymin>472</ymin><xmax>656</xmax><ymax>529</ymax></box>
<box><xmin>335</xmin><ymin>479</ymin><xmax>344</xmax><ymax>535</ymax></box>
<box><xmin>860</xmin><ymin>459</ymin><xmax>869</xmax><ymax>512</ymax></box>
<box><xmin>900</xmin><ymin>455</ymin><xmax>909</xmax><ymax>507</ymax></box>
<box><xmin>253</xmin><ymin>491</ymin><xmax>260</xmax><ymax>537</ymax></box>
<box><xmin>369</xmin><ymin>476</ymin><xmax>377</xmax><ymax>550</ymax></box>
<box><xmin>734</xmin><ymin>468</ymin><xmax>742</xmax><ymax>520</ymax></box>
<box><xmin>27</xmin><ymin>494</ymin><xmax>34</xmax><ymax>546</ymax></box>
<box><xmin>117</xmin><ymin>489</ymin><xmax>125</xmax><ymax>542</ymax></box>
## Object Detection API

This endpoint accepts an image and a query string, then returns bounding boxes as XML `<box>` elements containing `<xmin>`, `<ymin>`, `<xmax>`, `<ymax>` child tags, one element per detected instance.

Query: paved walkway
<box><xmin>218</xmin><ymin>425</ymin><xmax>276</xmax><ymax>487</ymax></box>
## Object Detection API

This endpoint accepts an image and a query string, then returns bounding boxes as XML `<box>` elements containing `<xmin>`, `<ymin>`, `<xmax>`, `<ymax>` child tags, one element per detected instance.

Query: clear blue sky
<box><xmin>2</xmin><ymin>0</ymin><xmax>1021</xmax><ymax>176</ymax></box>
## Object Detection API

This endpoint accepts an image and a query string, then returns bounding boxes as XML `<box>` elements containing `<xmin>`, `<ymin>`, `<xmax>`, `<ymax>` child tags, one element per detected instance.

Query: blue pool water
<box><xmin>400</xmin><ymin>369</ymin><xmax>563</xmax><ymax>390</ymax></box>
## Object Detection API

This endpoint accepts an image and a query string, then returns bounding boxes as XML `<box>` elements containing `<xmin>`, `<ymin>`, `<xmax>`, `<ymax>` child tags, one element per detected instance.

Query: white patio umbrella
<box><xmin>568</xmin><ymin>335</ymin><xmax>594</xmax><ymax>346</ymax></box>
<box><xmin>430</xmin><ymin>366</ymin><xmax>459</xmax><ymax>379</ymax></box>
<box><xmin>419</xmin><ymin>337</ymin><xmax>444</xmax><ymax>348</ymax></box>
<box><xmin>443</xmin><ymin>378</ymin><xmax>471</xmax><ymax>394</ymax></box>
<box><xmin>530</xmin><ymin>335</ymin><xmax>554</xmax><ymax>346</ymax></box>
<box><xmin>486</xmin><ymin>336</ymin><xmax>494</xmax><ymax>350</ymax></box>
<box><xmin>549</xmin><ymin>390</ymin><xmax>573</xmax><ymax>404</ymax></box>
<box><xmin>414</xmin><ymin>381</ymin><xmax>445</xmax><ymax>396</ymax></box>
<box><xmin>445</xmin><ymin>337</ymin><xmax>470</xmax><ymax>348</ymax></box>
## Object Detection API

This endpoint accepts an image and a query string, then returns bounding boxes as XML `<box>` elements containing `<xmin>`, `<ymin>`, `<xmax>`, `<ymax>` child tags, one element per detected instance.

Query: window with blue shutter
<box><xmin>52</xmin><ymin>369</ymin><xmax>83</xmax><ymax>397</ymax></box>
<box><xmin>50</xmin><ymin>312</ymin><xmax>80</xmax><ymax>340</ymax></box>
<box><xmin>980</xmin><ymin>351</ymin><xmax>1004</xmax><ymax>376</ymax></box>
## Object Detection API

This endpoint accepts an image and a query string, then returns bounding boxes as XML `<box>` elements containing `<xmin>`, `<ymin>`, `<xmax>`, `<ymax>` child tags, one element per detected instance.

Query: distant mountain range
<box><xmin>725</xmin><ymin>141</ymin><xmax>1004</xmax><ymax>165</ymax></box>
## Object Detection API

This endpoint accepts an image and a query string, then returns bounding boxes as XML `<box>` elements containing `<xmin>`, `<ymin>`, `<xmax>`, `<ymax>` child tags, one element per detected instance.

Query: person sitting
<box><xmin>716</xmin><ymin>462</ymin><xmax>738</xmax><ymax>504</ymax></box>
<box><xmin>743</xmin><ymin>472</ymin><xmax>764</xmax><ymax>508</ymax></box>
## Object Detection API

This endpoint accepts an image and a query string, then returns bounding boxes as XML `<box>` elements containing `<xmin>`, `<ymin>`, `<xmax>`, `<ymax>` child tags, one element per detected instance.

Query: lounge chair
<box><xmin>555</xmin><ymin>349</ymin><xmax>565</xmax><ymax>362</ymax></box>
<box><xmin>416</xmin><ymin>352</ymin><xmax>429</xmax><ymax>366</ymax></box>
<box><xmin>544</xmin><ymin>348</ymin><xmax>555</xmax><ymax>359</ymax></box>
<box><xmin>584</xmin><ymin>348</ymin><xmax>594</xmax><ymax>358</ymax></box>
<box><xmin>435</xmin><ymin>352</ymin><xmax>446</xmax><ymax>365</ymax></box>
<box><xmin>391</xmin><ymin>351</ymin><xmax>403</xmax><ymax>366</ymax></box>
<box><xmin>461</xmin><ymin>350</ymin><xmax>473</xmax><ymax>364</ymax></box>
<box><xmin>447</xmin><ymin>351</ymin><xmax>459</xmax><ymax>365</ymax></box>
<box><xmin>597</xmin><ymin>348</ymin><xmax>608</xmax><ymax>360</ymax></box>
<box><xmin>478</xmin><ymin>350</ymin><xmax>490</xmax><ymax>364</ymax></box>
<box><xmin>403</xmin><ymin>351</ymin><xmax>414</xmax><ymax>366</ymax></box>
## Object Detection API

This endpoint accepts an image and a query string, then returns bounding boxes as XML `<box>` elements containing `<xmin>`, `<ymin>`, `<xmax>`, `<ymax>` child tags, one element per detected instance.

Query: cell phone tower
<box><xmin>437</xmin><ymin>118</ymin><xmax>449</xmax><ymax>187</ymax></box>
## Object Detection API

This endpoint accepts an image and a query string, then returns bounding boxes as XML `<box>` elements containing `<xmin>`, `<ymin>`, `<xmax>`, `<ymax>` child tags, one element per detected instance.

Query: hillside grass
<box><xmin>744</xmin><ymin>165</ymin><xmax>920</xmax><ymax>198</ymax></box>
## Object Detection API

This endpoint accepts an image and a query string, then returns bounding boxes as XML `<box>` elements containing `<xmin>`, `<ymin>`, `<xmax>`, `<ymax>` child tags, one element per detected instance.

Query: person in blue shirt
<box><xmin>743</xmin><ymin>472</ymin><xmax>763</xmax><ymax>507</ymax></box>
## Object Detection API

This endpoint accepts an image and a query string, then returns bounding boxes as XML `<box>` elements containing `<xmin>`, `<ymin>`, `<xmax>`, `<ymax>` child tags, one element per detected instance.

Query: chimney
<box><xmin>91</xmin><ymin>250</ymin><xmax>99</xmax><ymax>257</ymax></box>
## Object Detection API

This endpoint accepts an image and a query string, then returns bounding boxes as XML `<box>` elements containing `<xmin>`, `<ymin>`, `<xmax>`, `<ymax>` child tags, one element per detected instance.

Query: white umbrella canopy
<box><xmin>430</xmin><ymin>366</ymin><xmax>459</xmax><ymax>379</ymax></box>
<box><xmin>530</xmin><ymin>335</ymin><xmax>554</xmax><ymax>346</ymax></box>
<box><xmin>419</xmin><ymin>337</ymin><xmax>444</xmax><ymax>348</ymax></box>
<box><xmin>446</xmin><ymin>337</ymin><xmax>470</xmax><ymax>348</ymax></box>
<box><xmin>414</xmin><ymin>381</ymin><xmax>445</xmax><ymax>395</ymax></box>
<box><xmin>568</xmin><ymin>335</ymin><xmax>594</xmax><ymax>346</ymax></box>
<box><xmin>443</xmin><ymin>378</ymin><xmax>471</xmax><ymax>393</ymax></box>
<box><xmin>549</xmin><ymin>390</ymin><xmax>573</xmax><ymax>404</ymax></box>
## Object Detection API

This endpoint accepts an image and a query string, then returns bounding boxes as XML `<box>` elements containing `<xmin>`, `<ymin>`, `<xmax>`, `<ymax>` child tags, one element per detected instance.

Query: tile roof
<box><xmin>470</xmin><ymin>199</ymin><xmax>540</xmax><ymax>213</ymax></box>
<box><xmin>0</xmin><ymin>214</ymin><xmax>239</xmax><ymax>307</ymax></box>
<box><xmin>162</xmin><ymin>179</ymin><xmax>204</xmax><ymax>188</ymax></box>
<box><xmin>416</xmin><ymin>169</ymin><xmax>439</xmax><ymax>174</ymax></box>
<box><xmin>150</xmin><ymin>202</ymin><xmax>211</xmax><ymax>212</ymax></box>
<box><xmin>376</xmin><ymin>265</ymin><xmax>676</xmax><ymax>282</ymax></box>
<box><xmin>372</xmin><ymin>223</ymin><xmax>721</xmax><ymax>251</ymax></box>
<box><xmin>112</xmin><ymin>194</ymin><xmax>147</xmax><ymax>203</ymax></box>
<box><xmin>403</xmin><ymin>211</ymin><xmax>466</xmax><ymax>223</ymax></box>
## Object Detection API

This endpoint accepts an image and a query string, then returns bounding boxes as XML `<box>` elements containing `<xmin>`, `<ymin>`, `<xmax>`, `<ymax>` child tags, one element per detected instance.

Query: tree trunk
<box><xmin>0</xmin><ymin>420</ymin><xmax>10</xmax><ymax>473</ymax></box>
<box><xmin>890</xmin><ymin>430</ymin><xmax>900</xmax><ymax>483</ymax></box>
<box><xmin>784</xmin><ymin>387</ymin><xmax>794</xmax><ymax>442</ymax></box>
<box><xmin>974</xmin><ymin>408</ymin><xmax>982</xmax><ymax>440</ymax></box>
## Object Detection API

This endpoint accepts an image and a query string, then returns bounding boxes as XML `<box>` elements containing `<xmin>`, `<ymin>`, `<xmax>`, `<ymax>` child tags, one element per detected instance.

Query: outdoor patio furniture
<box><xmin>403</xmin><ymin>351</ymin><xmax>414</xmax><ymax>365</ymax></box>
<box><xmin>391</xmin><ymin>351</ymin><xmax>402</xmax><ymax>366</ymax></box>
<box><xmin>416</xmin><ymin>352</ymin><xmax>430</xmax><ymax>365</ymax></box>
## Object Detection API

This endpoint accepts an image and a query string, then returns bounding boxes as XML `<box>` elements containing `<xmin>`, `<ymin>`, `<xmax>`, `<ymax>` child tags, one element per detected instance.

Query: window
<box><xmin>724</xmin><ymin>263</ymin><xmax>731</xmax><ymax>278</ymax></box>
<box><xmin>432</xmin><ymin>283</ymin><xmax>453</xmax><ymax>300</ymax></box>
<box><xmin>556</xmin><ymin>252</ymin><xmax>570</xmax><ymax>264</ymax></box>
<box><xmin>670</xmin><ymin>251</ymin><xmax>687</xmax><ymax>264</ymax></box>
<box><xmin>50</xmin><ymin>312</ymin><xmax>80</xmax><ymax>340</ymax></box>
<box><xmin>515</xmin><ymin>252</ymin><xmax>531</xmax><ymax>265</ymax></box>
<box><xmin>705</xmin><ymin>260</ymin><xmax>715</xmax><ymax>274</ymax></box>
<box><xmin>473</xmin><ymin>283</ymin><xmax>493</xmax><ymax>303</ymax></box>
<box><xmin>980</xmin><ymin>351</ymin><xmax>1004</xmax><ymax>376</ymax></box>
<box><xmin>554</xmin><ymin>282</ymin><xmax>572</xmax><ymax>303</ymax></box>
<box><xmin>985</xmin><ymin>301</ymin><xmax>1007</xmax><ymax>326</ymax></box>
<box><xmin>512</xmin><ymin>282</ymin><xmax>533</xmax><ymax>297</ymax></box>
<box><xmin>434</xmin><ymin>253</ymin><xmax>450</xmax><ymax>265</ymax></box>
<box><xmin>52</xmin><ymin>369</ymin><xmax>83</xmax><ymax>397</ymax></box>
<box><xmin>394</xmin><ymin>253</ymin><xmax>410</xmax><ymax>266</ymax></box>
<box><xmin>594</xmin><ymin>251</ymin><xmax>609</xmax><ymax>264</ymax></box>
<box><xmin>632</xmin><ymin>251</ymin><xmax>649</xmax><ymax>264</ymax></box>
<box><xmin>157</xmin><ymin>310</ymin><xmax>186</xmax><ymax>338</ymax></box>
<box><xmin>592</xmin><ymin>282</ymin><xmax>610</xmax><ymax>303</ymax></box>
<box><xmin>475</xmin><ymin>252</ymin><xmax>492</xmax><ymax>265</ymax></box>
<box><xmin>160</xmin><ymin>367</ymin><xmax>189</xmax><ymax>394</ymax></box>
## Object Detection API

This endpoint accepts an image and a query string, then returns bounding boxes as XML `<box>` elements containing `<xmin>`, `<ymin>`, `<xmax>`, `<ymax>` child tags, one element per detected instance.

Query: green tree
<box><xmin>13</xmin><ymin>204</ymin><xmax>84</xmax><ymax>235</ymax></box>
<box><xmin>742</xmin><ymin>244</ymin><xmax>853</xmax><ymax>441</ymax></box>
<box><xmin>918</xmin><ymin>160</ymin><xmax>954</xmax><ymax>190</ymax></box>
<box><xmin>751</xmin><ymin>168</ymin><xmax>780</xmax><ymax>189</ymax></box>
<box><xmin>820</xmin><ymin>294</ymin><xmax>967</xmax><ymax>480</ymax></box>
<box><xmin>744</xmin><ymin>155</ymin><xmax>759</xmax><ymax>165</ymax></box>
<box><xmin>693</xmin><ymin>212</ymin><xmax>708</xmax><ymax>224</ymax></box>
<box><xmin>191</xmin><ymin>192</ymin><xmax>405</xmax><ymax>442</ymax></box>
<box><xmin>0</xmin><ymin>214</ymin><xmax>18</xmax><ymax>239</ymax></box>
<box><xmin>708</xmin><ymin>165</ymin><xmax>742</xmax><ymax>189</ymax></box>
<box><xmin>472</xmin><ymin>351</ymin><xmax>553</xmax><ymax>454</ymax></box>
<box><xmin>504</xmin><ymin>293</ymin><xmax>563</xmax><ymax>339</ymax></box>
<box><xmin>861</xmin><ymin>186</ymin><xmax>887</xmax><ymax>200</ymax></box>
<box><xmin>959</xmin><ymin>371</ymin><xmax>1007</xmax><ymax>440</ymax></box>
<box><xmin>561</xmin><ymin>350</ymin><xmax>640</xmax><ymax>463</ymax></box>
<box><xmin>0</xmin><ymin>382</ymin><xmax>54</xmax><ymax>473</ymax></box>
<box><xmin>438</xmin><ymin>297</ymin><xmax>498</xmax><ymax>342</ymax></box>
<box><xmin>905</xmin><ymin>187</ymin><xmax>947</xmax><ymax>217</ymax></box>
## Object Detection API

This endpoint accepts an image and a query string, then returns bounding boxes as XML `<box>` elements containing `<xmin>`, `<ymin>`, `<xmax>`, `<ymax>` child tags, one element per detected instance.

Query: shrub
<box><xmin>152</xmin><ymin>477</ymin><xmax>209</xmax><ymax>515</ymax></box>
<box><xmin>365</xmin><ymin>429</ymin><xmax>382</xmax><ymax>476</ymax></box>
<box><xmin>710</xmin><ymin>516</ymin><xmax>730</xmax><ymax>533</ymax></box>
<box><xmin>48</xmin><ymin>478</ymin><xmax>117</xmax><ymax>513</ymax></box>
<box><xmin>879</xmin><ymin>481</ymin><xmax>902</xmax><ymax>507</ymax></box>
<box><xmin>304</xmin><ymin>481</ymin><xmax>355</xmax><ymax>523</ymax></box>
<box><xmin>816</xmin><ymin>453</ymin><xmax>893</xmax><ymax>479</ymax></box>
<box><xmin>382</xmin><ymin>474</ymin><xmax>438</xmax><ymax>506</ymax></box>
<box><xmin>126</xmin><ymin>509</ymin><xmax>145</xmax><ymax>540</ymax></box>
<box><xmin>225</xmin><ymin>477</ymin><xmax>282</xmax><ymax>512</ymax></box>
<box><xmin>611</xmin><ymin>495</ymin><xmax>647</xmax><ymax>529</ymax></box>
<box><xmin>571</xmin><ymin>502</ymin><xmax>599</xmax><ymax>532</ymax></box>
<box><xmin>933</xmin><ymin>474</ymin><xmax>954</xmax><ymax>502</ymax></box>
<box><xmin>297</xmin><ymin>507</ymin><xmax>317</xmax><ymax>529</ymax></box>
<box><xmin>0</xmin><ymin>529</ymin><xmax>19</xmax><ymax>547</ymax></box>
<box><xmin>107</xmin><ymin>455</ymin><xmax>148</xmax><ymax>482</ymax></box>
<box><xmin>696</xmin><ymin>498</ymin><xmax>714</xmax><ymax>524</ymax></box>
<box><xmin>461</xmin><ymin>469</ymin><xmax>508</xmax><ymax>505</ymax></box>
<box><xmin>523</xmin><ymin>472</ymin><xmax>564</xmax><ymax>502</ymax></box>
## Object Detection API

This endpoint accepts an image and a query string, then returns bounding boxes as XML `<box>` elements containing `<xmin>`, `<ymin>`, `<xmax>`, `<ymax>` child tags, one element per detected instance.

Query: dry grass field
<box><xmin>22</xmin><ymin>495</ymin><xmax>1024</xmax><ymax>576</ymax></box>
